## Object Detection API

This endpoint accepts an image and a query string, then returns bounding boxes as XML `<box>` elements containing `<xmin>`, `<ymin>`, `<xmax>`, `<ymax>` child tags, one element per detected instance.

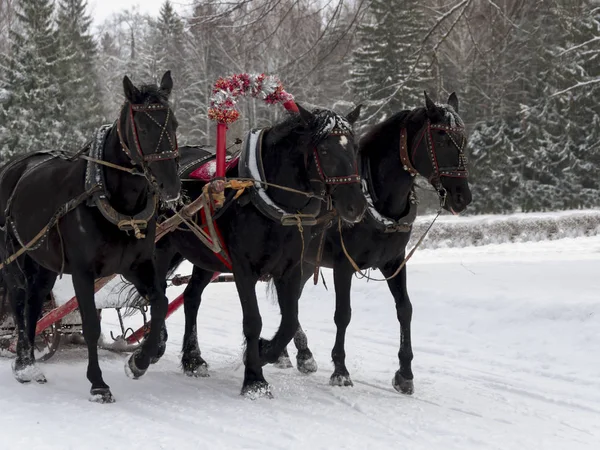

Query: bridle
<box><xmin>399</xmin><ymin>119</ymin><xmax>468</xmax><ymax>205</ymax></box>
<box><xmin>311</xmin><ymin>128</ymin><xmax>361</xmax><ymax>190</ymax></box>
<box><xmin>116</xmin><ymin>102</ymin><xmax>179</xmax><ymax>189</ymax></box>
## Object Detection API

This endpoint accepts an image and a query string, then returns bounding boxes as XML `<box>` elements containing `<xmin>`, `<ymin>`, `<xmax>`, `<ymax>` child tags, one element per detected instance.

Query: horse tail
<box><xmin>117</xmin><ymin>252</ymin><xmax>186</xmax><ymax>317</ymax></box>
<box><xmin>0</xmin><ymin>229</ymin><xmax>17</xmax><ymax>320</ymax></box>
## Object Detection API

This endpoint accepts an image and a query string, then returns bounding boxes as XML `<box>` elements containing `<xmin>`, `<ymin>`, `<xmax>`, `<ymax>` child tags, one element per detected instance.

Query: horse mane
<box><xmin>264</xmin><ymin>108</ymin><xmax>351</xmax><ymax>148</ymax></box>
<box><xmin>359</xmin><ymin>109</ymin><xmax>422</xmax><ymax>155</ymax></box>
<box><xmin>359</xmin><ymin>103</ymin><xmax>463</xmax><ymax>156</ymax></box>
<box><xmin>135</xmin><ymin>84</ymin><xmax>170</xmax><ymax>106</ymax></box>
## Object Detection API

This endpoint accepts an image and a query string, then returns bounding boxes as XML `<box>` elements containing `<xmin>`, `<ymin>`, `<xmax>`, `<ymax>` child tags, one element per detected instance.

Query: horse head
<box><xmin>296</xmin><ymin>104</ymin><xmax>367</xmax><ymax>223</ymax></box>
<box><xmin>119</xmin><ymin>71</ymin><xmax>180</xmax><ymax>203</ymax></box>
<box><xmin>407</xmin><ymin>92</ymin><xmax>472</xmax><ymax>214</ymax></box>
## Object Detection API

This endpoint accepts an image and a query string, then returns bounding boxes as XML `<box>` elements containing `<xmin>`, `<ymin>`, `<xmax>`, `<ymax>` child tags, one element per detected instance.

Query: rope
<box><xmin>338</xmin><ymin>208</ymin><xmax>442</xmax><ymax>282</ymax></box>
<box><xmin>295</xmin><ymin>217</ymin><xmax>305</xmax><ymax>280</ymax></box>
<box><xmin>0</xmin><ymin>186</ymin><xmax>100</xmax><ymax>270</ymax></box>
<box><xmin>79</xmin><ymin>155</ymin><xmax>141</xmax><ymax>175</ymax></box>
<box><xmin>181</xmin><ymin>176</ymin><xmax>323</xmax><ymax>200</ymax></box>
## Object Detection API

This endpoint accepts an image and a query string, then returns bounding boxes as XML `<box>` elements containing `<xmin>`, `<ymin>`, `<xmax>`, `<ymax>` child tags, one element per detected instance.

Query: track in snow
<box><xmin>1</xmin><ymin>236</ymin><xmax>599</xmax><ymax>449</ymax></box>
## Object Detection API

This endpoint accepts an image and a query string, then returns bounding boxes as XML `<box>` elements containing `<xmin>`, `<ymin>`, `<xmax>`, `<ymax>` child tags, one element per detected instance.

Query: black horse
<box><xmin>276</xmin><ymin>92</ymin><xmax>473</xmax><ymax>394</ymax></box>
<box><xmin>0</xmin><ymin>72</ymin><xmax>180</xmax><ymax>403</ymax></box>
<box><xmin>136</xmin><ymin>105</ymin><xmax>367</xmax><ymax>398</ymax></box>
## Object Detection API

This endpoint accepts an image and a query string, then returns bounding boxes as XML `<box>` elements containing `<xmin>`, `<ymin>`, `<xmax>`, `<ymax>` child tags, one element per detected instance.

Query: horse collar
<box><xmin>85</xmin><ymin>125</ymin><xmax>157</xmax><ymax>239</ymax></box>
<box><xmin>361</xmin><ymin>152</ymin><xmax>418</xmax><ymax>234</ymax></box>
<box><xmin>238</xmin><ymin>128</ymin><xmax>321</xmax><ymax>226</ymax></box>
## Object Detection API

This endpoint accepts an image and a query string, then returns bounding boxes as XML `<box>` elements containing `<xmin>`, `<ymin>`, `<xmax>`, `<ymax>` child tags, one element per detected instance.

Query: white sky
<box><xmin>89</xmin><ymin>0</ymin><xmax>183</xmax><ymax>26</ymax></box>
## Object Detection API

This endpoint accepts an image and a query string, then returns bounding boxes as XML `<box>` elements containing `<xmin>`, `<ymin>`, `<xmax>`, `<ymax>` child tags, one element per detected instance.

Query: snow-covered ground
<box><xmin>1</xmin><ymin>236</ymin><xmax>599</xmax><ymax>449</ymax></box>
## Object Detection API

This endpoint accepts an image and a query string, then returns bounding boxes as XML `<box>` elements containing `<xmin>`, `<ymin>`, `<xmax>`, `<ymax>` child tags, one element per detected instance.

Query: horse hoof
<box><xmin>273</xmin><ymin>355</ymin><xmax>293</xmax><ymax>369</ymax></box>
<box><xmin>330</xmin><ymin>373</ymin><xmax>353</xmax><ymax>387</ymax></box>
<box><xmin>297</xmin><ymin>356</ymin><xmax>318</xmax><ymax>374</ymax></box>
<box><xmin>241</xmin><ymin>381</ymin><xmax>273</xmax><ymax>400</ymax></box>
<box><xmin>184</xmin><ymin>363</ymin><xmax>209</xmax><ymax>378</ymax></box>
<box><xmin>89</xmin><ymin>388</ymin><xmax>115</xmax><ymax>404</ymax></box>
<box><xmin>392</xmin><ymin>372</ymin><xmax>414</xmax><ymax>395</ymax></box>
<box><xmin>12</xmin><ymin>361</ymin><xmax>47</xmax><ymax>384</ymax></box>
<box><xmin>125</xmin><ymin>354</ymin><xmax>147</xmax><ymax>379</ymax></box>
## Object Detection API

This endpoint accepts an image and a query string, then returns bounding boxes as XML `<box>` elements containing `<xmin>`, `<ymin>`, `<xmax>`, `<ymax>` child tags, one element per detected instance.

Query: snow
<box><xmin>1</xmin><ymin>236</ymin><xmax>600</xmax><ymax>449</ymax></box>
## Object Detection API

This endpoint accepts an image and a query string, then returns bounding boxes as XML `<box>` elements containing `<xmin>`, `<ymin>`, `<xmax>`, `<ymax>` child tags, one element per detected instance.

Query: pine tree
<box><xmin>468</xmin><ymin>119</ymin><xmax>524</xmax><ymax>214</ymax></box>
<box><xmin>0</xmin><ymin>0</ymin><xmax>62</xmax><ymax>160</ymax></box>
<box><xmin>350</xmin><ymin>0</ymin><xmax>433</xmax><ymax>124</ymax></box>
<box><xmin>55</xmin><ymin>0</ymin><xmax>104</xmax><ymax>150</ymax></box>
<box><xmin>155</xmin><ymin>1</ymin><xmax>191</xmax><ymax>140</ymax></box>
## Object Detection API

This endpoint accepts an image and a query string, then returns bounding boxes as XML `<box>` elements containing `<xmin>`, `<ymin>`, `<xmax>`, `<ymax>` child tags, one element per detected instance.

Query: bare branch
<box><xmin>557</xmin><ymin>36</ymin><xmax>600</xmax><ymax>57</ymax></box>
<box><xmin>550</xmin><ymin>78</ymin><xmax>600</xmax><ymax>98</ymax></box>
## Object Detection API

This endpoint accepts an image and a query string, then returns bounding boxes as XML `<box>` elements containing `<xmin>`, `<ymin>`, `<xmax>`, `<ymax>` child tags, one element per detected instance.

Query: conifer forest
<box><xmin>0</xmin><ymin>0</ymin><xmax>598</xmax><ymax>214</ymax></box>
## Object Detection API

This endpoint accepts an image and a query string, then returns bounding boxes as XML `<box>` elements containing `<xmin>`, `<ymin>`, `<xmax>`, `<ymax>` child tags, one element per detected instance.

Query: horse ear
<box><xmin>160</xmin><ymin>70</ymin><xmax>173</xmax><ymax>97</ymax></box>
<box><xmin>123</xmin><ymin>75</ymin><xmax>140</xmax><ymax>103</ymax></box>
<box><xmin>447</xmin><ymin>92</ymin><xmax>459</xmax><ymax>113</ymax></box>
<box><xmin>424</xmin><ymin>91</ymin><xmax>436</xmax><ymax>112</ymax></box>
<box><xmin>296</xmin><ymin>103</ymin><xmax>314</xmax><ymax>124</ymax></box>
<box><xmin>345</xmin><ymin>104</ymin><xmax>362</xmax><ymax>125</ymax></box>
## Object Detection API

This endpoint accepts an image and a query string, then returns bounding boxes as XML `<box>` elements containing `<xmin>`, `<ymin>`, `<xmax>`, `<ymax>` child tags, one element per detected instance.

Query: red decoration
<box><xmin>208</xmin><ymin>73</ymin><xmax>295</xmax><ymax>124</ymax></box>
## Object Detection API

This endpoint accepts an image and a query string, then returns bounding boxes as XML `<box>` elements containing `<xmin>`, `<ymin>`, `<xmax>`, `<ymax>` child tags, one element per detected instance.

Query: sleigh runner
<box><xmin>0</xmin><ymin>73</ymin><xmax>299</xmax><ymax>362</ymax></box>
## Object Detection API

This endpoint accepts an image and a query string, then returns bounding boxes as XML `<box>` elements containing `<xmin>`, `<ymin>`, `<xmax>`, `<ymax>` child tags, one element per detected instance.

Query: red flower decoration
<box><xmin>208</xmin><ymin>73</ymin><xmax>294</xmax><ymax>124</ymax></box>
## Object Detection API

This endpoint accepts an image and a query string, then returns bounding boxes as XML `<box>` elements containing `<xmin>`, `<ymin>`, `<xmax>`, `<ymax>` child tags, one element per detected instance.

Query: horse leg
<box><xmin>8</xmin><ymin>257</ymin><xmax>52</xmax><ymax>384</ymax></box>
<box><xmin>273</xmin><ymin>266</ymin><xmax>318</xmax><ymax>373</ymax></box>
<box><xmin>293</xmin><ymin>324</ymin><xmax>318</xmax><ymax>374</ymax></box>
<box><xmin>9</xmin><ymin>284</ymin><xmax>45</xmax><ymax>383</ymax></box>
<box><xmin>150</xmin><ymin>245</ymin><xmax>175</xmax><ymax>365</ymax></box>
<box><xmin>234</xmin><ymin>270</ymin><xmax>269</xmax><ymax>398</ymax></box>
<box><xmin>181</xmin><ymin>265</ymin><xmax>214</xmax><ymax>377</ymax></box>
<box><xmin>330</xmin><ymin>262</ymin><xmax>354</xmax><ymax>387</ymax></box>
<box><xmin>71</xmin><ymin>270</ymin><xmax>113</xmax><ymax>403</ymax></box>
<box><xmin>381</xmin><ymin>259</ymin><xmax>414</xmax><ymax>395</ymax></box>
<box><xmin>124</xmin><ymin>259</ymin><xmax>168</xmax><ymax>379</ymax></box>
<box><xmin>23</xmin><ymin>264</ymin><xmax>57</xmax><ymax>382</ymax></box>
<box><xmin>258</xmin><ymin>267</ymin><xmax>301</xmax><ymax>366</ymax></box>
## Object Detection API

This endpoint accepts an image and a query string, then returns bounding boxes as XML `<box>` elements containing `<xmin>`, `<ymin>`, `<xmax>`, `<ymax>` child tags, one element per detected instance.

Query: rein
<box><xmin>79</xmin><ymin>155</ymin><xmax>142</xmax><ymax>175</ymax></box>
<box><xmin>338</xmin><ymin>197</ymin><xmax>444</xmax><ymax>282</ymax></box>
<box><xmin>336</xmin><ymin>118</ymin><xmax>466</xmax><ymax>282</ymax></box>
<box><xmin>0</xmin><ymin>185</ymin><xmax>102</xmax><ymax>270</ymax></box>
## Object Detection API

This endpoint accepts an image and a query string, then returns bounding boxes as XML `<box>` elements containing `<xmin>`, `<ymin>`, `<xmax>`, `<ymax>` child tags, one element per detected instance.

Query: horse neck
<box><xmin>102</xmin><ymin>126</ymin><xmax>150</xmax><ymax>214</ymax></box>
<box><xmin>364</xmin><ymin>130</ymin><xmax>415</xmax><ymax>219</ymax></box>
<box><xmin>261</xmin><ymin>134</ymin><xmax>314</xmax><ymax>211</ymax></box>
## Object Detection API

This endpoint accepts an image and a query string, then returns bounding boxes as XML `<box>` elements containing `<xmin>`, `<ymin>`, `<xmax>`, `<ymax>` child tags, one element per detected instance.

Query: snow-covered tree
<box><xmin>55</xmin><ymin>0</ymin><xmax>104</xmax><ymax>149</ymax></box>
<box><xmin>0</xmin><ymin>0</ymin><xmax>62</xmax><ymax>160</ymax></box>
<box><xmin>350</xmin><ymin>0</ymin><xmax>433</xmax><ymax>124</ymax></box>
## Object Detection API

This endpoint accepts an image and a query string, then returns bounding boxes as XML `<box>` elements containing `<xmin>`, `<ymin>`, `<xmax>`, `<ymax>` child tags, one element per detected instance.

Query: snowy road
<box><xmin>1</xmin><ymin>237</ymin><xmax>599</xmax><ymax>449</ymax></box>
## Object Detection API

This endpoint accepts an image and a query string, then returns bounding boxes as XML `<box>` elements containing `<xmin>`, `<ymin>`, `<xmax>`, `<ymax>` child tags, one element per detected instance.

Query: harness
<box><xmin>85</xmin><ymin>125</ymin><xmax>157</xmax><ymax>239</ymax></box>
<box><xmin>400</xmin><ymin>120</ymin><xmax>468</xmax><ymax>191</ymax></box>
<box><xmin>238</xmin><ymin>129</ymin><xmax>322</xmax><ymax>226</ymax></box>
<box><xmin>0</xmin><ymin>100</ymin><xmax>178</xmax><ymax>268</ymax></box>
<box><xmin>239</xmin><ymin>126</ymin><xmax>361</xmax><ymax>227</ymax></box>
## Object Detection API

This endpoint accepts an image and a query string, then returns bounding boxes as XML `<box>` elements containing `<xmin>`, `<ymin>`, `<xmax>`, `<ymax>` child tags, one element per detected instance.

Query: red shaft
<box><xmin>216</xmin><ymin>122</ymin><xmax>227</xmax><ymax>178</ymax></box>
<box><xmin>35</xmin><ymin>276</ymin><xmax>115</xmax><ymax>335</ymax></box>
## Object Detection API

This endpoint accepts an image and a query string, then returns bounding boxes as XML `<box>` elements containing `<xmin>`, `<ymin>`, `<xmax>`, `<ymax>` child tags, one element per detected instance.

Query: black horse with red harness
<box><xmin>275</xmin><ymin>92</ymin><xmax>473</xmax><ymax>394</ymax></box>
<box><xmin>125</xmin><ymin>104</ymin><xmax>367</xmax><ymax>398</ymax></box>
<box><xmin>0</xmin><ymin>72</ymin><xmax>180</xmax><ymax>403</ymax></box>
